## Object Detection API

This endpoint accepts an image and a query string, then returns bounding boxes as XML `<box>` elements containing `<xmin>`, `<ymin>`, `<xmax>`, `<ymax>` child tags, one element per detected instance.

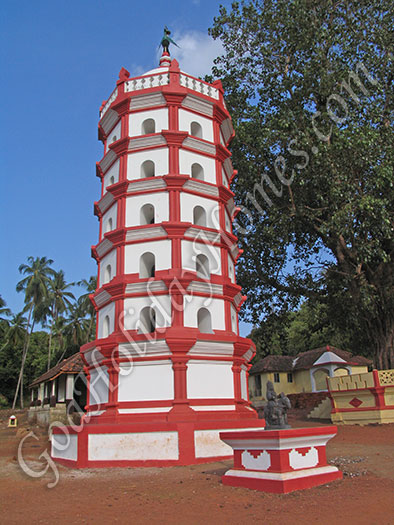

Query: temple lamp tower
<box><xmin>52</xmin><ymin>31</ymin><xmax>264</xmax><ymax>467</ymax></box>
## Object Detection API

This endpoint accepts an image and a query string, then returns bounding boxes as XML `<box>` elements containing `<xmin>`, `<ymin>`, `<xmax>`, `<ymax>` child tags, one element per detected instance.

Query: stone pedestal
<box><xmin>220</xmin><ymin>426</ymin><xmax>342</xmax><ymax>493</ymax></box>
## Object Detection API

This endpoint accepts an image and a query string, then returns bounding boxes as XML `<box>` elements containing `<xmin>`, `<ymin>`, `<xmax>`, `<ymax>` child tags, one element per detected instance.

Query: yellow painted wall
<box><xmin>351</xmin><ymin>365</ymin><xmax>369</xmax><ymax>375</ymax></box>
<box><xmin>313</xmin><ymin>368</ymin><xmax>330</xmax><ymax>391</ymax></box>
<box><xmin>333</xmin><ymin>367</ymin><xmax>349</xmax><ymax>377</ymax></box>
<box><xmin>328</xmin><ymin>371</ymin><xmax>374</xmax><ymax>391</ymax></box>
<box><xmin>293</xmin><ymin>369</ymin><xmax>312</xmax><ymax>392</ymax></box>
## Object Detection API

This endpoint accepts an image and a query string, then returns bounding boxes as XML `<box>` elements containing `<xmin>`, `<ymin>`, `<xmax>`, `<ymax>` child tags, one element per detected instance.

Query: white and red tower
<box><xmin>52</xmin><ymin>48</ymin><xmax>264</xmax><ymax>467</ymax></box>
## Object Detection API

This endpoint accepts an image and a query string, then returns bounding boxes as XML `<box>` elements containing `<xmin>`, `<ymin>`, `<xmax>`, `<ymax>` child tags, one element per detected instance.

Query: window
<box><xmin>287</xmin><ymin>373</ymin><xmax>293</xmax><ymax>383</ymax></box>
<box><xmin>103</xmin><ymin>264</ymin><xmax>112</xmax><ymax>284</ymax></box>
<box><xmin>105</xmin><ymin>217</ymin><xmax>113</xmax><ymax>233</ymax></box>
<box><xmin>191</xmin><ymin>163</ymin><xmax>204</xmax><ymax>181</ymax></box>
<box><xmin>190</xmin><ymin>121</ymin><xmax>203</xmax><ymax>138</ymax></box>
<box><xmin>141</xmin><ymin>118</ymin><xmax>155</xmax><ymax>135</ymax></box>
<box><xmin>255</xmin><ymin>375</ymin><xmax>262</xmax><ymax>397</ymax></box>
<box><xmin>141</xmin><ymin>160</ymin><xmax>155</xmax><ymax>178</ymax></box>
<box><xmin>139</xmin><ymin>252</ymin><xmax>155</xmax><ymax>278</ymax></box>
<box><xmin>231</xmin><ymin>312</ymin><xmax>237</xmax><ymax>333</ymax></box>
<box><xmin>228</xmin><ymin>262</ymin><xmax>234</xmax><ymax>280</ymax></box>
<box><xmin>274</xmin><ymin>372</ymin><xmax>280</xmax><ymax>383</ymax></box>
<box><xmin>193</xmin><ymin>206</ymin><xmax>206</xmax><ymax>227</ymax></box>
<box><xmin>102</xmin><ymin>315</ymin><xmax>110</xmax><ymax>338</ymax></box>
<box><xmin>140</xmin><ymin>203</ymin><xmax>155</xmax><ymax>225</ymax></box>
<box><xmin>139</xmin><ymin>307</ymin><xmax>156</xmax><ymax>333</ymax></box>
<box><xmin>197</xmin><ymin>307</ymin><xmax>212</xmax><ymax>333</ymax></box>
<box><xmin>196</xmin><ymin>254</ymin><xmax>210</xmax><ymax>279</ymax></box>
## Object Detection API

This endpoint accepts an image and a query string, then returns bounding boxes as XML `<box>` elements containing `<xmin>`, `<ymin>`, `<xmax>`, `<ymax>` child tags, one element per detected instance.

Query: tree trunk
<box><xmin>12</xmin><ymin>303</ymin><xmax>33</xmax><ymax>410</ymax></box>
<box><xmin>47</xmin><ymin>320</ymin><xmax>54</xmax><ymax>371</ymax></box>
<box><xmin>20</xmin><ymin>320</ymin><xmax>35</xmax><ymax>409</ymax></box>
<box><xmin>373</xmin><ymin>320</ymin><xmax>394</xmax><ymax>370</ymax></box>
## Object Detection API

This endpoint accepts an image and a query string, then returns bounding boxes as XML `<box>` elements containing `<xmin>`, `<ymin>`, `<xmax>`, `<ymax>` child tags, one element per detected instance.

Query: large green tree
<box><xmin>210</xmin><ymin>0</ymin><xmax>393</xmax><ymax>368</ymax></box>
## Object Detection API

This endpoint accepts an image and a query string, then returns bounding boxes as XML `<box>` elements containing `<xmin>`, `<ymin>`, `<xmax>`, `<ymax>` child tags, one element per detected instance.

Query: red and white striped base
<box><xmin>220</xmin><ymin>426</ymin><xmax>342</xmax><ymax>493</ymax></box>
<box><xmin>51</xmin><ymin>417</ymin><xmax>266</xmax><ymax>468</ymax></box>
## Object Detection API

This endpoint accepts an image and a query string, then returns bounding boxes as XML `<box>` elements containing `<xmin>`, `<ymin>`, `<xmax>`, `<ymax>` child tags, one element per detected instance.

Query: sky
<box><xmin>0</xmin><ymin>0</ymin><xmax>253</xmax><ymax>336</ymax></box>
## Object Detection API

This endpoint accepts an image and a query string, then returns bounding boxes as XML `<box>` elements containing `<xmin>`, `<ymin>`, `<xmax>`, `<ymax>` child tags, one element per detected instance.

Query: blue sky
<box><xmin>0</xmin><ymin>0</ymin><xmax>252</xmax><ymax>335</ymax></box>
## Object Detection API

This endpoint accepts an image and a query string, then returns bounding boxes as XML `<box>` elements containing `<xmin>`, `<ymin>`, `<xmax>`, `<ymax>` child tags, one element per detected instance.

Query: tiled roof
<box><xmin>249</xmin><ymin>345</ymin><xmax>371</xmax><ymax>375</ymax></box>
<box><xmin>249</xmin><ymin>355</ymin><xmax>294</xmax><ymax>374</ymax></box>
<box><xmin>30</xmin><ymin>352</ymin><xmax>84</xmax><ymax>387</ymax></box>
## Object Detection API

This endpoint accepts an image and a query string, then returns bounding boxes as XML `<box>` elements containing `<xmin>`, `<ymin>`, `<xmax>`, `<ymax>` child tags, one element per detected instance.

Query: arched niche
<box><xmin>141</xmin><ymin>118</ymin><xmax>155</xmax><ymax>135</ymax></box>
<box><xmin>193</xmin><ymin>206</ymin><xmax>207</xmax><ymax>227</ymax></box>
<box><xmin>141</xmin><ymin>160</ymin><xmax>155</xmax><ymax>178</ymax></box>
<box><xmin>139</xmin><ymin>306</ymin><xmax>156</xmax><ymax>334</ymax></box>
<box><xmin>191</xmin><ymin>163</ymin><xmax>204</xmax><ymax>181</ymax></box>
<box><xmin>196</xmin><ymin>254</ymin><xmax>210</xmax><ymax>279</ymax></box>
<box><xmin>102</xmin><ymin>315</ymin><xmax>110</xmax><ymax>338</ymax></box>
<box><xmin>105</xmin><ymin>217</ymin><xmax>113</xmax><ymax>233</ymax></box>
<box><xmin>139</xmin><ymin>252</ymin><xmax>155</xmax><ymax>278</ymax></box>
<box><xmin>140</xmin><ymin>203</ymin><xmax>155</xmax><ymax>225</ymax></box>
<box><xmin>103</xmin><ymin>264</ymin><xmax>112</xmax><ymax>284</ymax></box>
<box><xmin>197</xmin><ymin>307</ymin><xmax>213</xmax><ymax>333</ymax></box>
<box><xmin>190</xmin><ymin>121</ymin><xmax>203</xmax><ymax>138</ymax></box>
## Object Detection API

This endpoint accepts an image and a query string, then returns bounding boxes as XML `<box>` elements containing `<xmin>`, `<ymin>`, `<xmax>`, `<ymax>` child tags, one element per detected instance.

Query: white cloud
<box><xmin>164</xmin><ymin>30</ymin><xmax>224</xmax><ymax>78</ymax></box>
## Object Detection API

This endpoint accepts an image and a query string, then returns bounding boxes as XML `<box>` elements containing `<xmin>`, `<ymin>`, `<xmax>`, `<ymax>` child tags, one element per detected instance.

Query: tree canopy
<box><xmin>209</xmin><ymin>0</ymin><xmax>394</xmax><ymax>368</ymax></box>
<box><xmin>0</xmin><ymin>258</ymin><xmax>96</xmax><ymax>406</ymax></box>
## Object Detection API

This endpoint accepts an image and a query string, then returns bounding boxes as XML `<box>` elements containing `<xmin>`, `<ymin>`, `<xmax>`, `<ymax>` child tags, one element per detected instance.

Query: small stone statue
<box><xmin>264</xmin><ymin>381</ymin><xmax>291</xmax><ymax>430</ymax></box>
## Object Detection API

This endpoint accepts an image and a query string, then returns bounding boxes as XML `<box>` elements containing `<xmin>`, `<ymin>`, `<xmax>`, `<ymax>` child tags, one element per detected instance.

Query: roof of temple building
<box><xmin>249</xmin><ymin>345</ymin><xmax>372</xmax><ymax>375</ymax></box>
<box><xmin>30</xmin><ymin>352</ymin><xmax>84</xmax><ymax>387</ymax></box>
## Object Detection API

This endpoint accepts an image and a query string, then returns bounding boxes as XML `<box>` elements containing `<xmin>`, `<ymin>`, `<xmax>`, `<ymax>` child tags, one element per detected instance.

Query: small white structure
<box><xmin>52</xmin><ymin>47</ymin><xmax>263</xmax><ymax>468</ymax></box>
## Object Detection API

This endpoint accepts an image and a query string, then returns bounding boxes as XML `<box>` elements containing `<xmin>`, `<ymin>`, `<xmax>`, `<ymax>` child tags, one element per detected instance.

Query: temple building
<box><xmin>51</xmin><ymin>42</ymin><xmax>263</xmax><ymax>467</ymax></box>
<box><xmin>248</xmin><ymin>345</ymin><xmax>371</xmax><ymax>406</ymax></box>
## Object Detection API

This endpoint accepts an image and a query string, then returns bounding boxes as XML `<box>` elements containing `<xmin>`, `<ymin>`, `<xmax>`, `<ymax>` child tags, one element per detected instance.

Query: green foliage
<box><xmin>210</xmin><ymin>0</ymin><xmax>394</xmax><ymax>368</ymax></box>
<box><xmin>0</xmin><ymin>256</ymin><xmax>97</xmax><ymax>406</ymax></box>
<box><xmin>249</xmin><ymin>300</ymin><xmax>367</xmax><ymax>362</ymax></box>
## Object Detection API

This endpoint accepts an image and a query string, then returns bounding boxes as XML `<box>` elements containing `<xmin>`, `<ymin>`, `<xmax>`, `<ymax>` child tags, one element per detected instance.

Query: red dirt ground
<box><xmin>0</xmin><ymin>409</ymin><xmax>393</xmax><ymax>524</ymax></box>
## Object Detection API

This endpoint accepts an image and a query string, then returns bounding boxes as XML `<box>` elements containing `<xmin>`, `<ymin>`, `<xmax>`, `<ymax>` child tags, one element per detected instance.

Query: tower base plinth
<box><xmin>51</xmin><ymin>417</ymin><xmax>265</xmax><ymax>468</ymax></box>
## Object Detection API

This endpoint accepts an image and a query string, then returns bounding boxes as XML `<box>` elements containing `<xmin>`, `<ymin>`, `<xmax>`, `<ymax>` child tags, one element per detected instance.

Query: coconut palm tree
<box><xmin>56</xmin><ymin>300</ymin><xmax>89</xmax><ymax>363</ymax></box>
<box><xmin>0</xmin><ymin>294</ymin><xmax>11</xmax><ymax>322</ymax></box>
<box><xmin>78</xmin><ymin>276</ymin><xmax>97</xmax><ymax>343</ymax></box>
<box><xmin>44</xmin><ymin>270</ymin><xmax>75</xmax><ymax>370</ymax></box>
<box><xmin>0</xmin><ymin>312</ymin><xmax>28</xmax><ymax>352</ymax></box>
<box><xmin>13</xmin><ymin>256</ymin><xmax>55</xmax><ymax>408</ymax></box>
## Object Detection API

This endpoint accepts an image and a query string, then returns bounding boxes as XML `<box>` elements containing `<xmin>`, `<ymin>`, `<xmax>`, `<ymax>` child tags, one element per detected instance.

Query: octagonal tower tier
<box><xmin>51</xmin><ymin>51</ymin><xmax>264</xmax><ymax>468</ymax></box>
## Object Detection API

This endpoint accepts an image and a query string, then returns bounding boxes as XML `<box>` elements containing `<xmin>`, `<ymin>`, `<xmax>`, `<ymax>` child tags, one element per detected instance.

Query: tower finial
<box><xmin>160</xmin><ymin>26</ymin><xmax>179</xmax><ymax>55</ymax></box>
